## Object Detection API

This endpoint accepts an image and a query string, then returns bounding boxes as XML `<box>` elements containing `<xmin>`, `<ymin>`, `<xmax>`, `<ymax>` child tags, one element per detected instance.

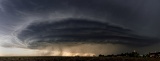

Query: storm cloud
<box><xmin>1</xmin><ymin>0</ymin><xmax>160</xmax><ymax>56</ymax></box>
<box><xmin>17</xmin><ymin>18</ymin><xmax>159</xmax><ymax>48</ymax></box>
<box><xmin>1</xmin><ymin>0</ymin><xmax>160</xmax><ymax>37</ymax></box>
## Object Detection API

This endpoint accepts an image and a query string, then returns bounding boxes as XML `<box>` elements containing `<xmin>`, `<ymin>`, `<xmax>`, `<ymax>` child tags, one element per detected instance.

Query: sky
<box><xmin>0</xmin><ymin>0</ymin><xmax>160</xmax><ymax>56</ymax></box>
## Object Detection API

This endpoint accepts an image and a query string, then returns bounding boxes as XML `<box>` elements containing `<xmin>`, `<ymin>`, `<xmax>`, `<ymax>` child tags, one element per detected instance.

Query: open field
<box><xmin>0</xmin><ymin>56</ymin><xmax>160</xmax><ymax>61</ymax></box>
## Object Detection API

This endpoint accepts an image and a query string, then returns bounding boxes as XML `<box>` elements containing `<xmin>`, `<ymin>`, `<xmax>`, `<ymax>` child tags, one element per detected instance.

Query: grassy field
<box><xmin>0</xmin><ymin>56</ymin><xmax>159</xmax><ymax>61</ymax></box>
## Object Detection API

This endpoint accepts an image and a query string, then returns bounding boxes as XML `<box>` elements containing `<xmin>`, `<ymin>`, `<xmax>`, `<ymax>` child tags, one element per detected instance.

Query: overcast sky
<box><xmin>0</xmin><ymin>0</ymin><xmax>160</xmax><ymax>56</ymax></box>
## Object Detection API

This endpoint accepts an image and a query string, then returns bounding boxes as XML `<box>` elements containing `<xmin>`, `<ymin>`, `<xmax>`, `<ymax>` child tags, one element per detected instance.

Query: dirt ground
<box><xmin>0</xmin><ymin>56</ymin><xmax>159</xmax><ymax>61</ymax></box>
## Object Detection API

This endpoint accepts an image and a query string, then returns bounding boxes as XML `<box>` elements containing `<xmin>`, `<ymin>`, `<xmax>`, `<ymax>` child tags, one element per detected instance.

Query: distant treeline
<box><xmin>99</xmin><ymin>51</ymin><xmax>160</xmax><ymax>58</ymax></box>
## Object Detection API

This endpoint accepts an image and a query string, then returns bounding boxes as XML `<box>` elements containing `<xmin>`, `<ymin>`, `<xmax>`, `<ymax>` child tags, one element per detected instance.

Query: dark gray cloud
<box><xmin>18</xmin><ymin>18</ymin><xmax>159</xmax><ymax>48</ymax></box>
<box><xmin>1</xmin><ymin>0</ymin><xmax>160</xmax><ymax>37</ymax></box>
<box><xmin>1</xmin><ymin>0</ymin><xmax>160</xmax><ymax>55</ymax></box>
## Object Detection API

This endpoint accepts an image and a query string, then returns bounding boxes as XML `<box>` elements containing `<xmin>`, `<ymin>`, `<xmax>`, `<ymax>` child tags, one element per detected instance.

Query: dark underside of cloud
<box><xmin>17</xmin><ymin>18</ymin><xmax>159</xmax><ymax>48</ymax></box>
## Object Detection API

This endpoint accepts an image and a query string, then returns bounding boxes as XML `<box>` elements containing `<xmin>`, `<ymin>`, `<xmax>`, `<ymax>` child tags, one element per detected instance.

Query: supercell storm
<box><xmin>1</xmin><ymin>0</ymin><xmax>160</xmax><ymax>56</ymax></box>
<box><xmin>17</xmin><ymin>18</ymin><xmax>158</xmax><ymax>48</ymax></box>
